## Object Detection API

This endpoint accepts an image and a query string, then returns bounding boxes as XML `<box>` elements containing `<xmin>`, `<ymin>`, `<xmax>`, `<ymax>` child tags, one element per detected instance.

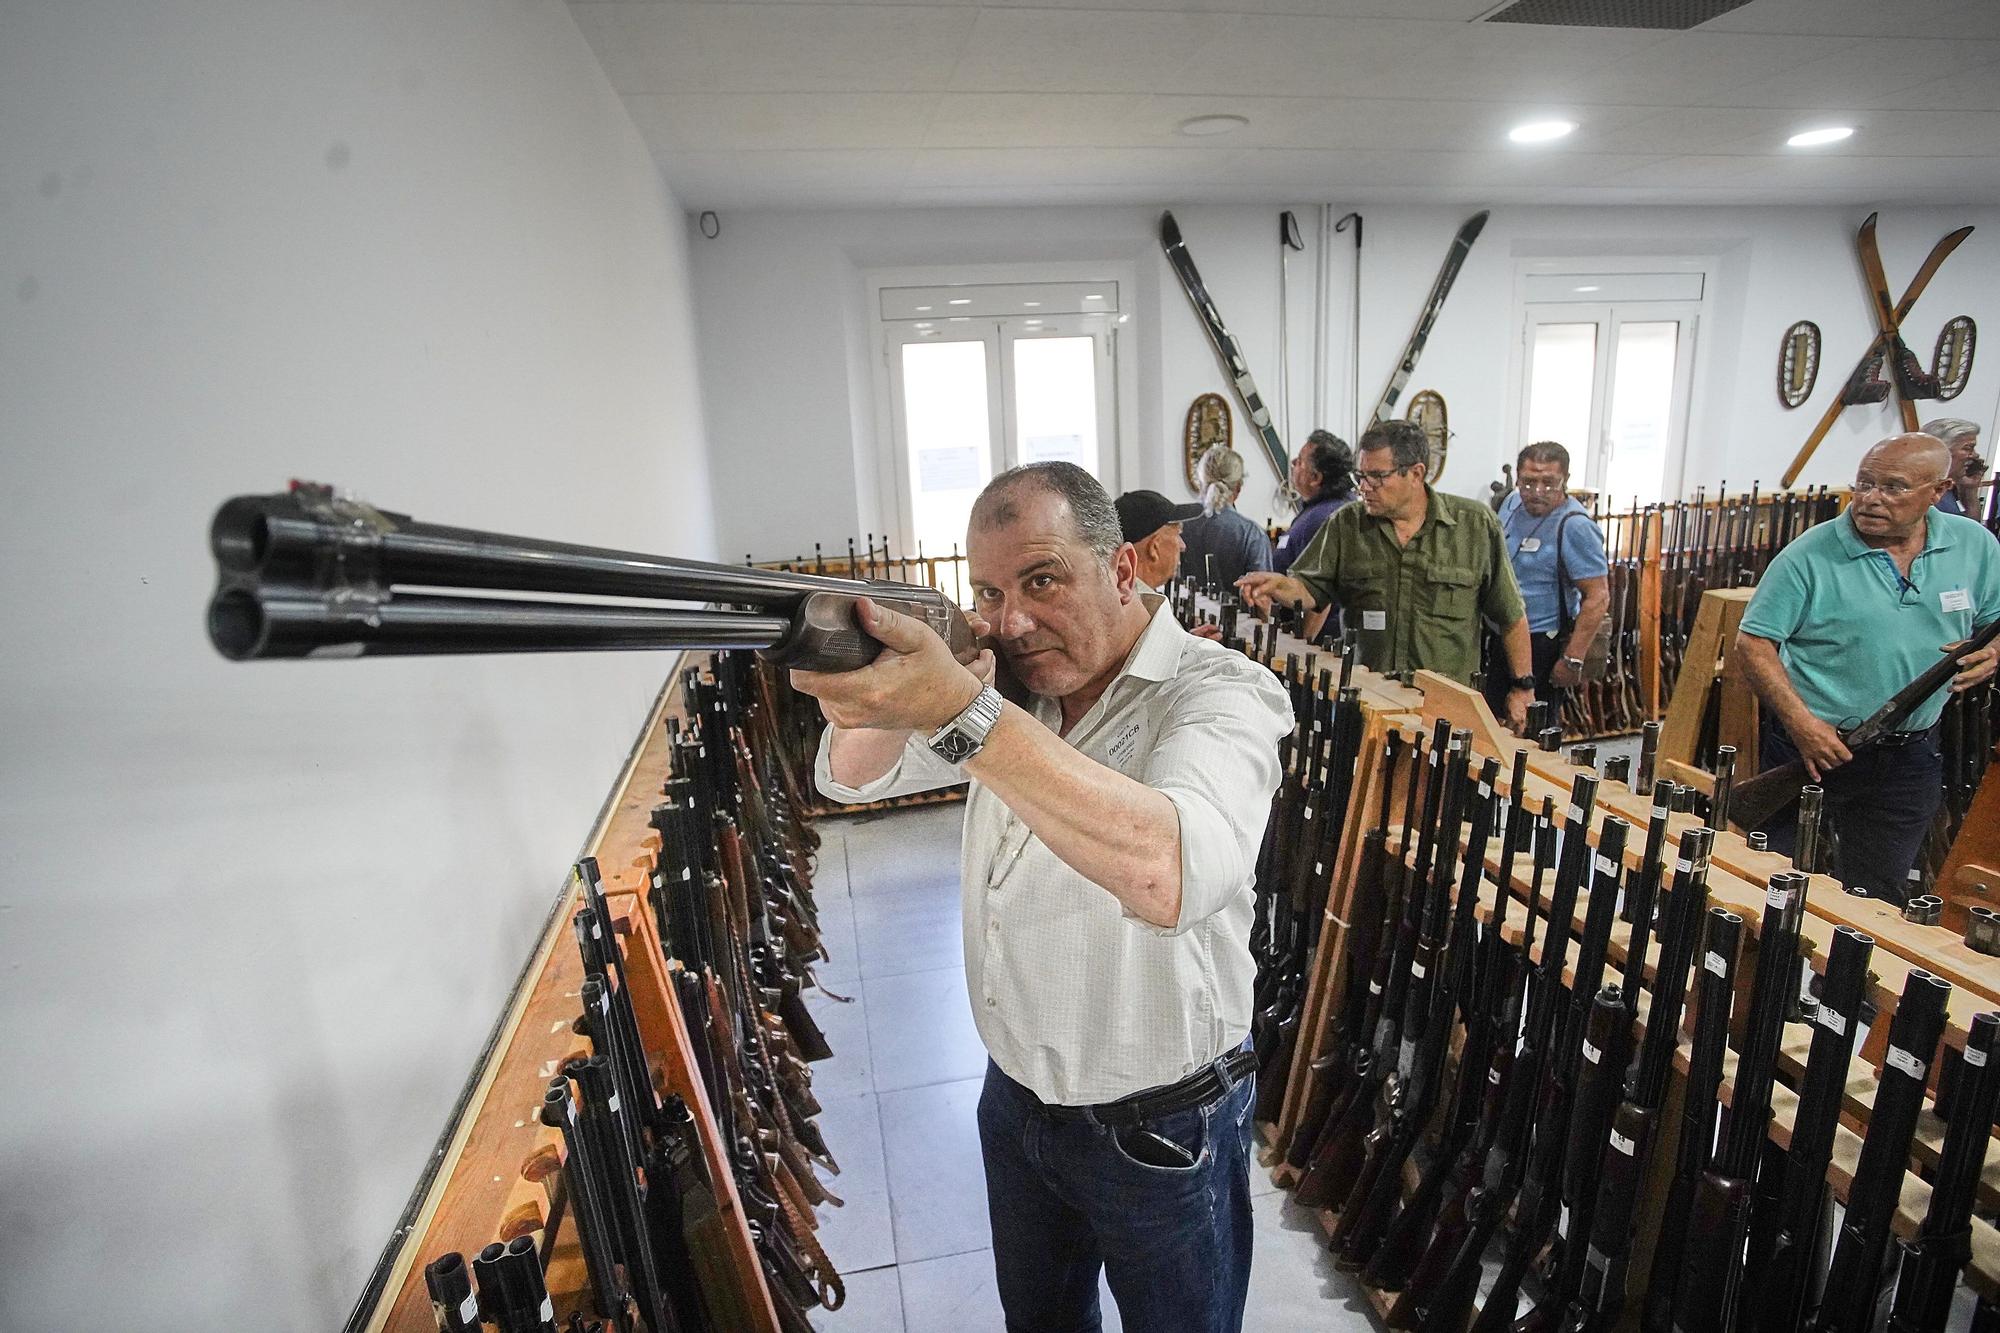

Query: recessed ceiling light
<box><xmin>1023</xmin><ymin>301</ymin><xmax>1041</xmax><ymax>307</ymax></box>
<box><xmin>1787</xmin><ymin>126</ymin><xmax>1855</xmax><ymax>147</ymax></box>
<box><xmin>949</xmin><ymin>316</ymin><xmax>969</xmax><ymax>322</ymax></box>
<box><xmin>914</xmin><ymin>322</ymin><xmax>933</xmax><ymax>328</ymax></box>
<box><xmin>916</xmin><ymin>305</ymin><xmax>931</xmax><ymax>311</ymax></box>
<box><xmin>1085</xmin><ymin>293</ymin><xmax>1104</xmax><ymax>300</ymax></box>
<box><xmin>1509</xmin><ymin>119</ymin><xmax>1576</xmax><ymax>144</ymax></box>
<box><xmin>1574</xmin><ymin>285</ymin><xmax>1600</xmax><ymax>292</ymax></box>
<box><xmin>948</xmin><ymin>298</ymin><xmax>972</xmax><ymax>305</ymax></box>
<box><xmin>1118</xmin><ymin>314</ymin><xmax>1129</xmax><ymax>323</ymax></box>
<box><xmin>1179</xmin><ymin>114</ymin><xmax>1249</xmax><ymax>138</ymax></box>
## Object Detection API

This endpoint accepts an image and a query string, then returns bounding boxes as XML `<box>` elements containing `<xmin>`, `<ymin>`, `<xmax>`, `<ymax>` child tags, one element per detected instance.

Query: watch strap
<box><xmin>927</xmin><ymin>685</ymin><xmax>1004</xmax><ymax>763</ymax></box>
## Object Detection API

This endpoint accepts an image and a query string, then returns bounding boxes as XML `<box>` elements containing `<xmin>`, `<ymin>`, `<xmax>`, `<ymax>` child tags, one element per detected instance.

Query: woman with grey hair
<box><xmin>1921</xmin><ymin>416</ymin><xmax>1985</xmax><ymax>518</ymax></box>
<box><xmin>1179</xmin><ymin>444</ymin><xmax>1275</xmax><ymax>589</ymax></box>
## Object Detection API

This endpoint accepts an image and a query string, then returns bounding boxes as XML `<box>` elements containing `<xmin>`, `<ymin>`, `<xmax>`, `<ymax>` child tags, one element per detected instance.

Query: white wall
<box><xmin>0</xmin><ymin>4</ymin><xmax>713</xmax><ymax>1328</ymax></box>
<box><xmin>691</xmin><ymin>200</ymin><xmax>2000</xmax><ymax>541</ymax></box>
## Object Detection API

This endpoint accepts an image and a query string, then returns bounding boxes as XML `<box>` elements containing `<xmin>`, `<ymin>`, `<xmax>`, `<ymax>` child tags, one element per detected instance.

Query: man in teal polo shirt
<box><xmin>1737</xmin><ymin>433</ymin><xmax>2000</xmax><ymax>898</ymax></box>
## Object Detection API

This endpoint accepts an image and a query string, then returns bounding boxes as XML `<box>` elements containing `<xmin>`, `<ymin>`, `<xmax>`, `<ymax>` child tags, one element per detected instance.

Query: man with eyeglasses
<box><xmin>1484</xmin><ymin>441</ymin><xmax>1610</xmax><ymax>718</ymax></box>
<box><xmin>1920</xmin><ymin>416</ymin><xmax>1987</xmax><ymax>521</ymax></box>
<box><xmin>1236</xmin><ymin>420</ymin><xmax>1537</xmax><ymax>730</ymax></box>
<box><xmin>1736</xmin><ymin>432</ymin><xmax>2000</xmax><ymax>900</ymax></box>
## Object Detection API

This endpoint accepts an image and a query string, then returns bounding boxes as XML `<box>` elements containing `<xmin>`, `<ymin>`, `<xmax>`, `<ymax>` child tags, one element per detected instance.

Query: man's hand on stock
<box><xmin>1948</xmin><ymin>634</ymin><xmax>2000</xmax><ymax>693</ymax></box>
<box><xmin>1788</xmin><ymin>713</ymin><xmax>1854</xmax><ymax>782</ymax></box>
<box><xmin>1189</xmin><ymin>622</ymin><xmax>1224</xmax><ymax>641</ymax></box>
<box><xmin>1505</xmin><ymin>687</ymin><xmax>1532</xmax><ymax>734</ymax></box>
<box><xmin>790</xmin><ymin>598</ymin><xmax>995</xmax><ymax>733</ymax></box>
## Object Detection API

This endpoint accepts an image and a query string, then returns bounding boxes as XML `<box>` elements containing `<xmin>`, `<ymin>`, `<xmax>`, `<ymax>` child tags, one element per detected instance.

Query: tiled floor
<box><xmin>800</xmin><ymin>802</ymin><xmax>1376</xmax><ymax>1332</ymax></box>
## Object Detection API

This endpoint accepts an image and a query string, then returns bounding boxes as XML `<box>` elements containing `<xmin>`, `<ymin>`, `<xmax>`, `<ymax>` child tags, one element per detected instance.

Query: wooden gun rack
<box><xmin>1258</xmin><ymin>671</ymin><xmax>2000</xmax><ymax>1323</ymax></box>
<box><xmin>361</xmin><ymin>658</ymin><xmax>785</xmax><ymax>1333</ymax></box>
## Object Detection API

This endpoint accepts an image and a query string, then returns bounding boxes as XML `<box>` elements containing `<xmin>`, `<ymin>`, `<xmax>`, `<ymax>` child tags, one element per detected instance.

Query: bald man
<box><xmin>1736</xmin><ymin>433</ymin><xmax>2000</xmax><ymax>899</ymax></box>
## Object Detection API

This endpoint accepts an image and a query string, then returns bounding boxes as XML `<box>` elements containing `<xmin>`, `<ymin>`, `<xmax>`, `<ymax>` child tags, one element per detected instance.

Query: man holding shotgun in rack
<box><xmin>794</xmin><ymin>461</ymin><xmax>1292</xmax><ymax>1333</ymax></box>
<box><xmin>1736</xmin><ymin>432</ymin><xmax>2000</xmax><ymax>898</ymax></box>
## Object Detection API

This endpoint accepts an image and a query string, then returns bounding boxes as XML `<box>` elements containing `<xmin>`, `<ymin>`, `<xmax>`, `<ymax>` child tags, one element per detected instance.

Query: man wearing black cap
<box><xmin>1116</xmin><ymin>489</ymin><xmax>1204</xmax><ymax>590</ymax></box>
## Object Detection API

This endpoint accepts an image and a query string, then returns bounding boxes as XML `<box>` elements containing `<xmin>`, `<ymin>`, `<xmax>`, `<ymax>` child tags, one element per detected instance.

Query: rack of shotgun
<box><xmin>1919</xmin><ymin>682</ymin><xmax>1999</xmax><ymax>892</ymax></box>
<box><xmin>748</xmin><ymin>535</ymin><xmax>973</xmax><ymax>615</ymax></box>
<box><xmin>1250</xmin><ymin>711</ymin><xmax>2000</xmax><ymax>1332</ymax></box>
<box><xmin>422</xmin><ymin>651</ymin><xmax>846</xmax><ymax>1333</ymax></box>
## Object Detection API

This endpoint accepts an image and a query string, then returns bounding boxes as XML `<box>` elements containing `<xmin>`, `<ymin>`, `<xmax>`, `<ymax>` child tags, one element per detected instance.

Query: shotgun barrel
<box><xmin>207</xmin><ymin>483</ymin><xmax>977</xmax><ymax>669</ymax></box>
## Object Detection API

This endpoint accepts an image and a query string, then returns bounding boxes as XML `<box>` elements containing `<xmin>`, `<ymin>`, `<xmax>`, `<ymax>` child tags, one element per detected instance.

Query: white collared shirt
<box><xmin>815</xmin><ymin>596</ymin><xmax>1293</xmax><ymax>1105</ymax></box>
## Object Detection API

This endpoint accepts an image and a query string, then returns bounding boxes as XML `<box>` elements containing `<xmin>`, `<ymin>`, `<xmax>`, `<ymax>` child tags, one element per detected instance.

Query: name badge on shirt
<box><xmin>1362</xmin><ymin>610</ymin><xmax>1387</xmax><ymax>631</ymax></box>
<box><xmin>1520</xmin><ymin>537</ymin><xmax>1542</xmax><ymax>552</ymax></box>
<box><xmin>1107</xmin><ymin>719</ymin><xmax>1143</xmax><ymax>770</ymax></box>
<box><xmin>1942</xmin><ymin>588</ymin><xmax>1973</xmax><ymax>613</ymax></box>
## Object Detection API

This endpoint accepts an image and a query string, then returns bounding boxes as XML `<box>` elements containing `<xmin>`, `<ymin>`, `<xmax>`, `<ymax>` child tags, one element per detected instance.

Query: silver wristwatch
<box><xmin>927</xmin><ymin>685</ymin><xmax>1004</xmax><ymax>764</ymax></box>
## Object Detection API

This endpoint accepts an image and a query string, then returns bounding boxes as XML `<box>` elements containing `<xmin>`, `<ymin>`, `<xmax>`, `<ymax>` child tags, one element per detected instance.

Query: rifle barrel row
<box><xmin>1225</xmin><ymin>642</ymin><xmax>1998</xmax><ymax>1332</ymax></box>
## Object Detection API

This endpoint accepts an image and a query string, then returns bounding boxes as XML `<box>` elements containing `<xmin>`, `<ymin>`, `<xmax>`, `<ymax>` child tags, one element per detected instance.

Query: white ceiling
<box><xmin>568</xmin><ymin>0</ymin><xmax>2000</xmax><ymax>209</ymax></box>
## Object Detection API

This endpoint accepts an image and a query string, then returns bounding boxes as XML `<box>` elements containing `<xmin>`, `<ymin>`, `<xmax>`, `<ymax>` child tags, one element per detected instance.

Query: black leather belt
<box><xmin>1876</xmin><ymin>726</ymin><xmax>1938</xmax><ymax>748</ymax></box>
<box><xmin>1037</xmin><ymin>1048</ymin><xmax>1258</xmax><ymax>1128</ymax></box>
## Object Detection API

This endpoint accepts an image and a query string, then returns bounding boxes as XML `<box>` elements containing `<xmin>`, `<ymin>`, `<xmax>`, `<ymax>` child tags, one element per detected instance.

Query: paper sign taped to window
<box><xmin>1024</xmin><ymin>434</ymin><xmax>1086</xmax><ymax>466</ymax></box>
<box><xmin>917</xmin><ymin>447</ymin><xmax>982</xmax><ymax>492</ymax></box>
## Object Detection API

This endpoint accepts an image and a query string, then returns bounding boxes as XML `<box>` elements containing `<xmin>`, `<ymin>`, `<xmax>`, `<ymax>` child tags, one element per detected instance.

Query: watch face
<box><xmin>934</xmin><ymin>730</ymin><xmax>977</xmax><ymax>763</ymax></box>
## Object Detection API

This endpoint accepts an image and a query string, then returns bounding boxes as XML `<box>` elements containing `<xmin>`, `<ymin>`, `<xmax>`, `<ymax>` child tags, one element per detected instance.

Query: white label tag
<box><xmin>1595</xmin><ymin>855</ymin><xmax>1619</xmax><ymax>878</ymax></box>
<box><xmin>1705</xmin><ymin>951</ymin><xmax>1727</xmax><ymax>977</ymax></box>
<box><xmin>1675</xmin><ymin>858</ymin><xmax>1693</xmax><ymax>874</ymax></box>
<box><xmin>1370</xmin><ymin>980</ymin><xmax>1383</xmax><ymax>995</ymax></box>
<box><xmin>1886</xmin><ymin>1046</ymin><xmax>1927</xmax><ymax>1081</ymax></box>
<box><xmin>1108</xmin><ymin>719</ymin><xmax>1143</xmax><ymax>769</ymax></box>
<box><xmin>1363</xmin><ymin>610</ymin><xmax>1387</xmax><ymax>631</ymax></box>
<box><xmin>1489</xmin><ymin>1066</ymin><xmax>1503</xmax><ymax>1084</ymax></box>
<box><xmin>1653</xmin><ymin>804</ymin><xmax>1670</xmax><ymax>820</ymax></box>
<box><xmin>461</xmin><ymin>1294</ymin><xmax>480</xmax><ymax>1322</ymax></box>
<box><xmin>541</xmin><ymin>1297</ymin><xmax>556</xmax><ymax>1321</ymax></box>
<box><xmin>1522</xmin><ymin>537</ymin><xmax>1543</xmax><ymax>553</ymax></box>
<box><xmin>1610</xmin><ymin>1130</ymin><xmax>1636</xmax><ymax>1156</ymax></box>
<box><xmin>1583</xmin><ymin>1039</ymin><xmax>1602</xmax><ymax>1065</ymax></box>
<box><xmin>1767</xmin><ymin>885</ymin><xmax>1793</xmax><ymax>910</ymax></box>
<box><xmin>608</xmin><ymin>1093</ymin><xmax>621</xmax><ymax>1113</ymax></box>
<box><xmin>1942</xmin><ymin>588</ymin><xmax>1973</xmax><ymax>613</ymax></box>
<box><xmin>1479</xmin><ymin>783</ymin><xmax>1493</xmax><ymax>799</ymax></box>
<box><xmin>1967</xmin><ymin>1046</ymin><xmax>1989</xmax><ymax>1068</ymax></box>
<box><xmin>1569</xmin><ymin>804</ymin><xmax>1586</xmax><ymax>823</ymax></box>
<box><xmin>1817</xmin><ymin>1007</ymin><xmax>1848</xmax><ymax>1037</ymax></box>
<box><xmin>1303</xmin><ymin>808</ymin><xmax>1315</xmax><ymax>821</ymax></box>
<box><xmin>1413</xmin><ymin>961</ymin><xmax>1428</xmax><ymax>979</ymax></box>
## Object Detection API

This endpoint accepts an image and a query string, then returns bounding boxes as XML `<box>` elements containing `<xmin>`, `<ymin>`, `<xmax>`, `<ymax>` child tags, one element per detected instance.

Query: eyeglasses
<box><xmin>1852</xmin><ymin>477</ymin><xmax>1935</xmax><ymax>498</ymax></box>
<box><xmin>1356</xmin><ymin>465</ymin><xmax>1414</xmax><ymax>488</ymax></box>
<box><xmin>1517</xmin><ymin>480</ymin><xmax>1567</xmax><ymax>494</ymax></box>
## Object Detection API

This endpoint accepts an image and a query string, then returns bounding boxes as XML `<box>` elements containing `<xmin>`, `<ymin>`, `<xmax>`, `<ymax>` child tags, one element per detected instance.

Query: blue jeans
<box><xmin>1757</xmin><ymin>716</ymin><xmax>1942</xmax><ymax>902</ymax></box>
<box><xmin>976</xmin><ymin>1055</ymin><xmax>1256</xmax><ymax>1333</ymax></box>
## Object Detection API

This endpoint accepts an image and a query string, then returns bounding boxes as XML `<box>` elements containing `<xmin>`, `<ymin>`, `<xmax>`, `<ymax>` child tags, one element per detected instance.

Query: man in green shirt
<box><xmin>1238</xmin><ymin>420</ymin><xmax>1536</xmax><ymax>729</ymax></box>
<box><xmin>1738</xmin><ymin>432</ymin><xmax>2000</xmax><ymax>899</ymax></box>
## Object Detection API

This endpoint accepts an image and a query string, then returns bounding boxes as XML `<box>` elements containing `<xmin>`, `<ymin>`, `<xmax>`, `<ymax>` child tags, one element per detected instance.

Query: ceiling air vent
<box><xmin>1481</xmin><ymin>0</ymin><xmax>1752</xmax><ymax>29</ymax></box>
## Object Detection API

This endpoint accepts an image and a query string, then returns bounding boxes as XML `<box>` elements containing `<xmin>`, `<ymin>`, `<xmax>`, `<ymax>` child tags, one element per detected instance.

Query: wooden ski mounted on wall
<box><xmin>1160</xmin><ymin>211</ymin><xmax>1290</xmax><ymax>487</ymax></box>
<box><xmin>1780</xmin><ymin>214</ymin><xmax>1973</xmax><ymax>486</ymax></box>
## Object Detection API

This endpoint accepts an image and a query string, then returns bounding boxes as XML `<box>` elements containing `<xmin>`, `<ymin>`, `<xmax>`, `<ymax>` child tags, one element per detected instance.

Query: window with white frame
<box><xmin>878</xmin><ymin>280</ymin><xmax>1123</xmax><ymax>560</ymax></box>
<box><xmin>1516</xmin><ymin>267</ymin><xmax>1703</xmax><ymax>506</ymax></box>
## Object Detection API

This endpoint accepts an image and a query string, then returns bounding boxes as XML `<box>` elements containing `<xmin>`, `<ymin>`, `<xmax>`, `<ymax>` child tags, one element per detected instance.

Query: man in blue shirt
<box><xmin>1483</xmin><ymin>441</ymin><xmax>1609</xmax><ymax>715</ymax></box>
<box><xmin>1274</xmin><ymin>430</ymin><xmax>1359</xmax><ymax>574</ymax></box>
<box><xmin>1737</xmin><ymin>432</ymin><xmax>2000</xmax><ymax>899</ymax></box>
<box><xmin>1921</xmin><ymin>416</ymin><xmax>1985</xmax><ymax>520</ymax></box>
